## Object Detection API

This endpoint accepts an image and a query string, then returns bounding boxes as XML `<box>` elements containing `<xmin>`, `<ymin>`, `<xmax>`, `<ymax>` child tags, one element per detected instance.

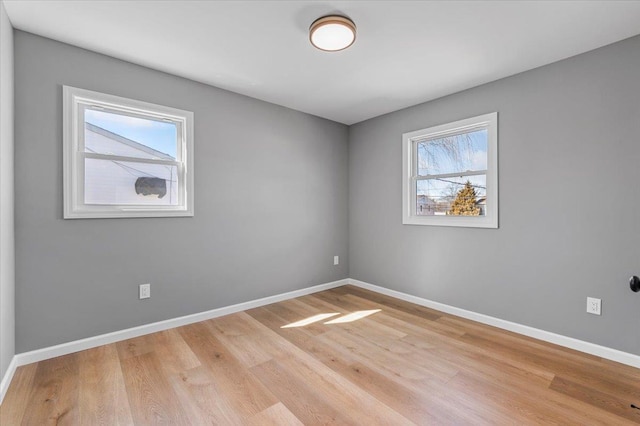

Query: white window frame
<box><xmin>402</xmin><ymin>112</ymin><xmax>498</xmax><ymax>228</ymax></box>
<box><xmin>63</xmin><ymin>86</ymin><xmax>194</xmax><ymax>219</ymax></box>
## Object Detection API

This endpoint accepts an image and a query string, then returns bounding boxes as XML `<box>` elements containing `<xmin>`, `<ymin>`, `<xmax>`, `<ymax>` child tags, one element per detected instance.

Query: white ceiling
<box><xmin>5</xmin><ymin>1</ymin><xmax>640</xmax><ymax>125</ymax></box>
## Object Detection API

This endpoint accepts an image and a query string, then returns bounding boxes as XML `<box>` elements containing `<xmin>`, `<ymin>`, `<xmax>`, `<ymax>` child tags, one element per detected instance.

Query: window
<box><xmin>402</xmin><ymin>112</ymin><xmax>498</xmax><ymax>228</ymax></box>
<box><xmin>63</xmin><ymin>86</ymin><xmax>194</xmax><ymax>218</ymax></box>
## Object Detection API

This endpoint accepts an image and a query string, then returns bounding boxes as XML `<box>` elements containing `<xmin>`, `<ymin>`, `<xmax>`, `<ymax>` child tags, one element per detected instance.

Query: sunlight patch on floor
<box><xmin>324</xmin><ymin>309</ymin><xmax>382</xmax><ymax>324</ymax></box>
<box><xmin>281</xmin><ymin>312</ymin><xmax>340</xmax><ymax>328</ymax></box>
<box><xmin>281</xmin><ymin>309</ymin><xmax>383</xmax><ymax>328</ymax></box>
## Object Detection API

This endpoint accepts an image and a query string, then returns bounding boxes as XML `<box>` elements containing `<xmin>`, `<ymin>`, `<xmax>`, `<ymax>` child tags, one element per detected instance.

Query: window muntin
<box><xmin>63</xmin><ymin>86</ymin><xmax>194</xmax><ymax>218</ymax></box>
<box><xmin>402</xmin><ymin>113</ymin><xmax>497</xmax><ymax>228</ymax></box>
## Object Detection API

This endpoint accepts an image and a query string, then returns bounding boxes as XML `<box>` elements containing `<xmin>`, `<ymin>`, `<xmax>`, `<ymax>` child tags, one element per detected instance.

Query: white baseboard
<box><xmin>3</xmin><ymin>276</ymin><xmax>638</xmax><ymax>404</ymax></box>
<box><xmin>348</xmin><ymin>278</ymin><xmax>640</xmax><ymax>369</ymax></box>
<box><xmin>12</xmin><ymin>278</ymin><xmax>349</xmax><ymax>369</ymax></box>
<box><xmin>0</xmin><ymin>355</ymin><xmax>17</xmax><ymax>405</ymax></box>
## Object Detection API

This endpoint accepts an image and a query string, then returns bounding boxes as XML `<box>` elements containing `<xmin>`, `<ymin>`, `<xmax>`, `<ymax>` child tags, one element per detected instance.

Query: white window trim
<box><xmin>63</xmin><ymin>86</ymin><xmax>194</xmax><ymax>219</ymax></box>
<box><xmin>402</xmin><ymin>112</ymin><xmax>498</xmax><ymax>228</ymax></box>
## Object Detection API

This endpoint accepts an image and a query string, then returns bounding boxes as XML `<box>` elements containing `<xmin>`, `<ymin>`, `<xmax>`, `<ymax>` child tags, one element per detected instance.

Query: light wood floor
<box><xmin>2</xmin><ymin>285</ymin><xmax>640</xmax><ymax>425</ymax></box>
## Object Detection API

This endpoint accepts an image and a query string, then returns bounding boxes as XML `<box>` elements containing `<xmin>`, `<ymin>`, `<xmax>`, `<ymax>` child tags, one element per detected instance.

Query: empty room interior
<box><xmin>2</xmin><ymin>0</ymin><xmax>640</xmax><ymax>424</ymax></box>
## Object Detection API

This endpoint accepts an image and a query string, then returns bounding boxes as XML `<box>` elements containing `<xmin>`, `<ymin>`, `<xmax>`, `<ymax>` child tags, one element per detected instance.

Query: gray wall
<box><xmin>13</xmin><ymin>27</ymin><xmax>640</xmax><ymax>358</ymax></box>
<box><xmin>0</xmin><ymin>0</ymin><xmax>15</xmax><ymax>382</ymax></box>
<box><xmin>14</xmin><ymin>31</ymin><xmax>349</xmax><ymax>353</ymax></box>
<box><xmin>349</xmin><ymin>34</ymin><xmax>640</xmax><ymax>355</ymax></box>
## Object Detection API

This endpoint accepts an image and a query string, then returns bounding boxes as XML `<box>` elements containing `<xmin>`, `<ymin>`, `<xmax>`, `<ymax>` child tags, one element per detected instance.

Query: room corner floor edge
<box><xmin>1</xmin><ymin>276</ymin><xmax>638</xmax><ymax>406</ymax></box>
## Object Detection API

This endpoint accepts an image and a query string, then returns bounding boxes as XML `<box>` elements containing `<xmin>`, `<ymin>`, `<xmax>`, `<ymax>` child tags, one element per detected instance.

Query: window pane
<box><xmin>85</xmin><ymin>158</ymin><xmax>179</xmax><ymax>206</ymax></box>
<box><xmin>416</xmin><ymin>175</ymin><xmax>487</xmax><ymax>216</ymax></box>
<box><xmin>84</xmin><ymin>109</ymin><xmax>177</xmax><ymax>160</ymax></box>
<box><xmin>417</xmin><ymin>129</ymin><xmax>487</xmax><ymax>176</ymax></box>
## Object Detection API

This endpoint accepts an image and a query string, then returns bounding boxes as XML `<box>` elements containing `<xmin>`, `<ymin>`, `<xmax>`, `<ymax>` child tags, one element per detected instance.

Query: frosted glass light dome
<box><xmin>309</xmin><ymin>16</ymin><xmax>356</xmax><ymax>52</ymax></box>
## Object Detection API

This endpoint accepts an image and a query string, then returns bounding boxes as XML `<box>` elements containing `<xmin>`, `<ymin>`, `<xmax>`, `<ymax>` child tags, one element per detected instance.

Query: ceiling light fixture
<box><xmin>309</xmin><ymin>15</ymin><xmax>356</xmax><ymax>52</ymax></box>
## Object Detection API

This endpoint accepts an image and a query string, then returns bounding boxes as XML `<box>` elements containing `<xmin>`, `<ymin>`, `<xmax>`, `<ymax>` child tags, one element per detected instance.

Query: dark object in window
<box><xmin>135</xmin><ymin>177</ymin><xmax>167</xmax><ymax>198</ymax></box>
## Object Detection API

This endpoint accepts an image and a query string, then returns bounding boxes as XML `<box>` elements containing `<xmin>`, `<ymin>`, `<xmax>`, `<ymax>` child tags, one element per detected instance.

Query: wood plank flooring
<box><xmin>2</xmin><ymin>285</ymin><xmax>640</xmax><ymax>425</ymax></box>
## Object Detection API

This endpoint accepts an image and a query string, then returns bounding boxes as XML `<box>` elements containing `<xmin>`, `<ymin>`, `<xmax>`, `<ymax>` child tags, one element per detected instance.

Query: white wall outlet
<box><xmin>586</xmin><ymin>297</ymin><xmax>601</xmax><ymax>315</ymax></box>
<box><xmin>139</xmin><ymin>283</ymin><xmax>151</xmax><ymax>300</ymax></box>
<box><xmin>333</xmin><ymin>255</ymin><xmax>339</xmax><ymax>266</ymax></box>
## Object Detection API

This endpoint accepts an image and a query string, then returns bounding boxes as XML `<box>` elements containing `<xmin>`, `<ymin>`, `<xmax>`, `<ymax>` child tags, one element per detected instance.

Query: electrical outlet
<box><xmin>334</xmin><ymin>255</ymin><xmax>339</xmax><ymax>265</ymax></box>
<box><xmin>586</xmin><ymin>297</ymin><xmax>601</xmax><ymax>315</ymax></box>
<box><xmin>139</xmin><ymin>283</ymin><xmax>151</xmax><ymax>300</ymax></box>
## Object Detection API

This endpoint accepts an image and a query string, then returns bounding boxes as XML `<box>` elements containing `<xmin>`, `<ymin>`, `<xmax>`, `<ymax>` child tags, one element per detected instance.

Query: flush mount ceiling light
<box><xmin>309</xmin><ymin>15</ymin><xmax>356</xmax><ymax>52</ymax></box>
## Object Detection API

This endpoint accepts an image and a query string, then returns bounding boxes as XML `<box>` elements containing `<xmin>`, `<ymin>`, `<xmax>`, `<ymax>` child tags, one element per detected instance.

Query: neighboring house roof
<box><xmin>417</xmin><ymin>195</ymin><xmax>436</xmax><ymax>203</ymax></box>
<box><xmin>85</xmin><ymin>122</ymin><xmax>175</xmax><ymax>160</ymax></box>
